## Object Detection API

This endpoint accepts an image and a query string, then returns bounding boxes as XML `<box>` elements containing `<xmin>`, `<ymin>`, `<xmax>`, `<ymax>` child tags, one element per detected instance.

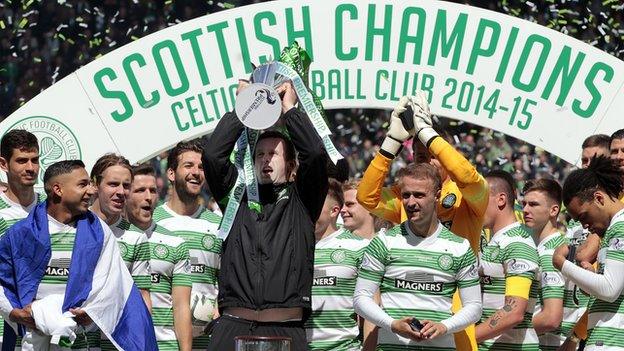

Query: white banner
<box><xmin>2</xmin><ymin>0</ymin><xmax>623</xmax><ymax>183</ymax></box>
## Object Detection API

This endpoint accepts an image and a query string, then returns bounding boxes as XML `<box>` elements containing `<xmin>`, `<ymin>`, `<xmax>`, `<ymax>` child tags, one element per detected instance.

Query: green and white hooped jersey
<box><xmin>19</xmin><ymin>216</ymin><xmax>104</xmax><ymax>350</ymax></box>
<box><xmin>534</xmin><ymin>232</ymin><xmax>588</xmax><ymax>351</ymax></box>
<box><xmin>153</xmin><ymin>203</ymin><xmax>221</xmax><ymax>348</ymax></box>
<box><xmin>146</xmin><ymin>221</ymin><xmax>192</xmax><ymax>351</ymax></box>
<box><xmin>358</xmin><ymin>222</ymin><xmax>479</xmax><ymax>350</ymax></box>
<box><xmin>586</xmin><ymin>209</ymin><xmax>624</xmax><ymax>350</ymax></box>
<box><xmin>478</xmin><ymin>222</ymin><xmax>539</xmax><ymax>351</ymax></box>
<box><xmin>109</xmin><ymin>218</ymin><xmax>151</xmax><ymax>290</ymax></box>
<box><xmin>0</xmin><ymin>192</ymin><xmax>41</xmax><ymax>236</ymax></box>
<box><xmin>101</xmin><ymin>219</ymin><xmax>152</xmax><ymax>350</ymax></box>
<box><xmin>305</xmin><ymin>229</ymin><xmax>368</xmax><ymax>351</ymax></box>
<box><xmin>0</xmin><ymin>192</ymin><xmax>40</xmax><ymax>346</ymax></box>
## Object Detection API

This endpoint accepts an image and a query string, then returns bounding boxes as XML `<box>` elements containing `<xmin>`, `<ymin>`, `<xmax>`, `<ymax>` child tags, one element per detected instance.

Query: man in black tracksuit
<box><xmin>203</xmin><ymin>81</ymin><xmax>328</xmax><ymax>350</ymax></box>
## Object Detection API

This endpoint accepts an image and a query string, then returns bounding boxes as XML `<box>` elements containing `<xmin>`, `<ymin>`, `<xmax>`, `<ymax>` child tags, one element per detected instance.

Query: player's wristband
<box><xmin>417</xmin><ymin>127</ymin><xmax>439</xmax><ymax>147</ymax></box>
<box><xmin>380</xmin><ymin>136</ymin><xmax>403</xmax><ymax>158</ymax></box>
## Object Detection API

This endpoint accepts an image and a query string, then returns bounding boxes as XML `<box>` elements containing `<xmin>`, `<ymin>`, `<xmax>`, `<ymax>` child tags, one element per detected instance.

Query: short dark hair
<box><xmin>396</xmin><ymin>163</ymin><xmax>442</xmax><ymax>192</ymax></box>
<box><xmin>523</xmin><ymin>178</ymin><xmax>562</xmax><ymax>207</ymax></box>
<box><xmin>256</xmin><ymin>130</ymin><xmax>295</xmax><ymax>162</ymax></box>
<box><xmin>90</xmin><ymin>153</ymin><xmax>132</xmax><ymax>185</ymax></box>
<box><xmin>562</xmin><ymin>155</ymin><xmax>623</xmax><ymax>206</ymax></box>
<box><xmin>327</xmin><ymin>178</ymin><xmax>344</xmax><ymax>208</ymax></box>
<box><xmin>43</xmin><ymin>160</ymin><xmax>85</xmax><ymax>195</ymax></box>
<box><xmin>582</xmin><ymin>134</ymin><xmax>611</xmax><ymax>150</ymax></box>
<box><xmin>167</xmin><ymin>140</ymin><xmax>204</xmax><ymax>171</ymax></box>
<box><xmin>611</xmin><ymin>129</ymin><xmax>624</xmax><ymax>142</ymax></box>
<box><xmin>486</xmin><ymin>170</ymin><xmax>516</xmax><ymax>206</ymax></box>
<box><xmin>327</xmin><ymin>158</ymin><xmax>349</xmax><ymax>183</ymax></box>
<box><xmin>133</xmin><ymin>163</ymin><xmax>156</xmax><ymax>177</ymax></box>
<box><xmin>1</xmin><ymin>129</ymin><xmax>38</xmax><ymax>161</ymax></box>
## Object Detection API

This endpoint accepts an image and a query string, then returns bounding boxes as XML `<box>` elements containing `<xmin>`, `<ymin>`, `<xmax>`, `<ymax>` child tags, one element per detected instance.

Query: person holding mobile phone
<box><xmin>353</xmin><ymin>163</ymin><xmax>482</xmax><ymax>350</ymax></box>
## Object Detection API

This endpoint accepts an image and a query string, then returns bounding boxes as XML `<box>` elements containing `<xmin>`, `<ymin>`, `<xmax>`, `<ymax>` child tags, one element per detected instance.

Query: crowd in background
<box><xmin>1</xmin><ymin>0</ymin><xmax>621</xmax><ymax>202</ymax></box>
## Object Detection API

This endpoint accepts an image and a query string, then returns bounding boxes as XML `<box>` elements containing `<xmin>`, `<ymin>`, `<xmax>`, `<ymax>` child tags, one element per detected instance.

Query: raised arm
<box><xmin>357</xmin><ymin>153</ymin><xmax>403</xmax><ymax>225</ymax></box>
<box><xmin>429</xmin><ymin>137</ymin><xmax>488</xmax><ymax>218</ymax></box>
<box><xmin>202</xmin><ymin>111</ymin><xmax>244</xmax><ymax>207</ymax></box>
<box><xmin>357</xmin><ymin>97</ymin><xmax>414</xmax><ymax>224</ymax></box>
<box><xmin>411</xmin><ymin>92</ymin><xmax>488</xmax><ymax>219</ymax></box>
<box><xmin>279</xmin><ymin>82</ymin><xmax>328</xmax><ymax>222</ymax></box>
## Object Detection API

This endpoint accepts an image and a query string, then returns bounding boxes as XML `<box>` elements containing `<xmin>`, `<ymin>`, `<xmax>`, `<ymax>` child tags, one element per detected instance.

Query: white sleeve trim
<box><xmin>561</xmin><ymin>259</ymin><xmax>624</xmax><ymax>303</ymax></box>
<box><xmin>440</xmin><ymin>284</ymin><xmax>482</xmax><ymax>334</ymax></box>
<box><xmin>353</xmin><ymin>277</ymin><xmax>394</xmax><ymax>331</ymax></box>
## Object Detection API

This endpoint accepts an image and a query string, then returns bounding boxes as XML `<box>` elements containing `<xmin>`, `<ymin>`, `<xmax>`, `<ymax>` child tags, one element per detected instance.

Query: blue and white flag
<box><xmin>0</xmin><ymin>202</ymin><xmax>157</xmax><ymax>351</ymax></box>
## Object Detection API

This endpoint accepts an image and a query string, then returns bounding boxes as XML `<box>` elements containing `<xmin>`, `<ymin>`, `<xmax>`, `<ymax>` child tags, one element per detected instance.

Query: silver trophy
<box><xmin>235</xmin><ymin>62</ymin><xmax>285</xmax><ymax>130</ymax></box>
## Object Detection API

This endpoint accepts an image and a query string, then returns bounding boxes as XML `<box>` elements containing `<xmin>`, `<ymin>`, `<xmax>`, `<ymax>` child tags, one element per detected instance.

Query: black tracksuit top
<box><xmin>202</xmin><ymin>109</ymin><xmax>328</xmax><ymax>318</ymax></box>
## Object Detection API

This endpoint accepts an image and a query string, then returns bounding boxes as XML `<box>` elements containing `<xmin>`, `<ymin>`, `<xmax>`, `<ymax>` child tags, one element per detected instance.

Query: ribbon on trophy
<box><xmin>217</xmin><ymin>42</ymin><xmax>343</xmax><ymax>240</ymax></box>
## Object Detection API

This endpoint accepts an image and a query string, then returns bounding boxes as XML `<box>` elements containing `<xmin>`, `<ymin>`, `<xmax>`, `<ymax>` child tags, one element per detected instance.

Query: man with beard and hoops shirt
<box><xmin>120</xmin><ymin>164</ymin><xmax>193</xmax><ymax>351</ymax></box>
<box><xmin>152</xmin><ymin>141</ymin><xmax>221</xmax><ymax>351</ymax></box>
<box><xmin>203</xmin><ymin>80</ymin><xmax>328</xmax><ymax>350</ymax></box>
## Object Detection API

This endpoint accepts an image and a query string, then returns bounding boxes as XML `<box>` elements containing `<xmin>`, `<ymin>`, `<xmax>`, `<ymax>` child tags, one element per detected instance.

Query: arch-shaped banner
<box><xmin>2</xmin><ymin>0</ymin><xmax>623</xmax><ymax>179</ymax></box>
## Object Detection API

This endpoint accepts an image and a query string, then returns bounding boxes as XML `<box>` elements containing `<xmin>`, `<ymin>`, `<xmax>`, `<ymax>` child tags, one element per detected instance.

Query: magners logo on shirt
<box><xmin>46</xmin><ymin>258</ymin><xmax>71</xmax><ymax>276</ymax></box>
<box><xmin>395</xmin><ymin>279</ymin><xmax>443</xmax><ymax>292</ymax></box>
<box><xmin>313</xmin><ymin>276</ymin><xmax>337</xmax><ymax>286</ymax></box>
<box><xmin>190</xmin><ymin>257</ymin><xmax>206</xmax><ymax>273</ymax></box>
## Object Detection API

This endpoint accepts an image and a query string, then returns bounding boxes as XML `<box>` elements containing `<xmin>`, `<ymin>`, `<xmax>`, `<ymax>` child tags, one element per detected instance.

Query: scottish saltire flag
<box><xmin>0</xmin><ymin>202</ymin><xmax>157</xmax><ymax>351</ymax></box>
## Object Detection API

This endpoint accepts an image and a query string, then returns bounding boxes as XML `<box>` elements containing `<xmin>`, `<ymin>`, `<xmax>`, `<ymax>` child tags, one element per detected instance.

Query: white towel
<box><xmin>21</xmin><ymin>294</ymin><xmax>77</xmax><ymax>351</ymax></box>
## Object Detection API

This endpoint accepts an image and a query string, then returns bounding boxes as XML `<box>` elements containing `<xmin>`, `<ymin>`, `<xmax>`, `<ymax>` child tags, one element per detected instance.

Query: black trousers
<box><xmin>205</xmin><ymin>314</ymin><xmax>310</xmax><ymax>351</ymax></box>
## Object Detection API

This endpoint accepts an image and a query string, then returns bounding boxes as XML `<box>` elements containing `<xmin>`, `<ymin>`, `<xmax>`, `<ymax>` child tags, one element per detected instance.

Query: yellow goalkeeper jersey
<box><xmin>357</xmin><ymin>137</ymin><xmax>489</xmax><ymax>253</ymax></box>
